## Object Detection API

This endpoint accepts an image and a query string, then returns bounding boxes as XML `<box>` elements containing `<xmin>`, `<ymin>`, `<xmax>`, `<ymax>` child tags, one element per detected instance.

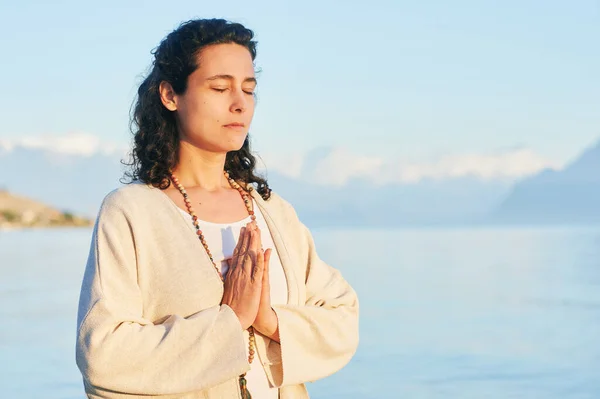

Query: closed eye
<box><xmin>212</xmin><ymin>88</ymin><xmax>254</xmax><ymax>95</ymax></box>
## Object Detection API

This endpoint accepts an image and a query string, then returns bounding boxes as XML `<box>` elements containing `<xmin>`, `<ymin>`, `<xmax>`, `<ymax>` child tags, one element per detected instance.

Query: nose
<box><xmin>230</xmin><ymin>88</ymin><xmax>248</xmax><ymax>114</ymax></box>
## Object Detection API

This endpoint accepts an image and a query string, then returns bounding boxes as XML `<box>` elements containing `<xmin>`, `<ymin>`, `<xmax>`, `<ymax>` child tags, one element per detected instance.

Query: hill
<box><xmin>492</xmin><ymin>140</ymin><xmax>600</xmax><ymax>224</ymax></box>
<box><xmin>0</xmin><ymin>189</ymin><xmax>92</xmax><ymax>229</ymax></box>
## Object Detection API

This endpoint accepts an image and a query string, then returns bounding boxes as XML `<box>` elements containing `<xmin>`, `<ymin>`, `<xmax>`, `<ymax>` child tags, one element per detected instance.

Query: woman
<box><xmin>76</xmin><ymin>18</ymin><xmax>359</xmax><ymax>399</ymax></box>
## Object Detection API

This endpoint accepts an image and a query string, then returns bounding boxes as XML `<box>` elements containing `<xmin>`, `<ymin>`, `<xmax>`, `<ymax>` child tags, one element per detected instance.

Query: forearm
<box><xmin>77</xmin><ymin>301</ymin><xmax>250</xmax><ymax>395</ymax></box>
<box><xmin>263</xmin><ymin>302</ymin><xmax>358</xmax><ymax>387</ymax></box>
<box><xmin>254</xmin><ymin>308</ymin><xmax>280</xmax><ymax>343</ymax></box>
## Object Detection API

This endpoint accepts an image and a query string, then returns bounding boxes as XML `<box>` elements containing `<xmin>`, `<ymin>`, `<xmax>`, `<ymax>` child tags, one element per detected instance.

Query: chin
<box><xmin>224</xmin><ymin>136</ymin><xmax>248</xmax><ymax>152</ymax></box>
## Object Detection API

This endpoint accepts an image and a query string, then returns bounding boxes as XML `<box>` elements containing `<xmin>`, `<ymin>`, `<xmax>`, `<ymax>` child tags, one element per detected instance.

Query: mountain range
<box><xmin>1</xmin><ymin>138</ymin><xmax>598</xmax><ymax>227</ymax></box>
<box><xmin>492</xmin><ymin>140</ymin><xmax>600</xmax><ymax>225</ymax></box>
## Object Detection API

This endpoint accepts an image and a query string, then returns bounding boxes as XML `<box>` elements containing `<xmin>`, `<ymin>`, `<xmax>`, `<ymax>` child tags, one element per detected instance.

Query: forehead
<box><xmin>193</xmin><ymin>43</ymin><xmax>255</xmax><ymax>79</ymax></box>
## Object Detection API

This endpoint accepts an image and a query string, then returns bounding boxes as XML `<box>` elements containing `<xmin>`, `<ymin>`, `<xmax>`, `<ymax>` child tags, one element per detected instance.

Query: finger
<box><xmin>232</xmin><ymin>227</ymin><xmax>246</xmax><ymax>259</ymax></box>
<box><xmin>229</xmin><ymin>227</ymin><xmax>246</xmax><ymax>273</ymax></box>
<box><xmin>262</xmin><ymin>248</ymin><xmax>271</xmax><ymax>271</ymax></box>
<box><xmin>251</xmin><ymin>228</ymin><xmax>261</xmax><ymax>263</ymax></box>
<box><xmin>239</xmin><ymin>226</ymin><xmax>252</xmax><ymax>259</ymax></box>
<box><xmin>243</xmin><ymin>230</ymin><xmax>257</xmax><ymax>275</ymax></box>
<box><xmin>252</xmin><ymin>248</ymin><xmax>265</xmax><ymax>282</ymax></box>
<box><xmin>252</xmin><ymin>223</ymin><xmax>261</xmax><ymax>251</ymax></box>
<box><xmin>254</xmin><ymin>225</ymin><xmax>263</xmax><ymax>251</ymax></box>
<box><xmin>251</xmin><ymin>223</ymin><xmax>263</xmax><ymax>259</ymax></box>
<box><xmin>265</xmin><ymin>249</ymin><xmax>271</xmax><ymax>278</ymax></box>
<box><xmin>263</xmin><ymin>249</ymin><xmax>272</xmax><ymax>283</ymax></box>
<box><xmin>264</xmin><ymin>248</ymin><xmax>272</xmax><ymax>268</ymax></box>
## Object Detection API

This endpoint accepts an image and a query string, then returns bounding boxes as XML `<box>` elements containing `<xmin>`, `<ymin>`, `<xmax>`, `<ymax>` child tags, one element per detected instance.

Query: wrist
<box><xmin>265</xmin><ymin>309</ymin><xmax>280</xmax><ymax>343</ymax></box>
<box><xmin>256</xmin><ymin>308</ymin><xmax>278</xmax><ymax>337</ymax></box>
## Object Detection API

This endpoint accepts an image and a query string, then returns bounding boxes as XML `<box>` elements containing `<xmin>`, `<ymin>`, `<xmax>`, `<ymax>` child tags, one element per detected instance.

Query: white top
<box><xmin>178</xmin><ymin>198</ymin><xmax>288</xmax><ymax>398</ymax></box>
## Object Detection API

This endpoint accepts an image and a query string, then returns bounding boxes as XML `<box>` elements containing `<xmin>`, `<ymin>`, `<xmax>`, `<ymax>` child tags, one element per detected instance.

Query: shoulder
<box><xmin>252</xmin><ymin>189</ymin><xmax>314</xmax><ymax>248</ymax></box>
<box><xmin>264</xmin><ymin>190</ymin><xmax>295</xmax><ymax>211</ymax></box>
<box><xmin>97</xmin><ymin>182</ymin><xmax>158</xmax><ymax>218</ymax></box>
<box><xmin>252</xmin><ymin>189</ymin><xmax>300</xmax><ymax>222</ymax></box>
<box><xmin>102</xmin><ymin>181</ymin><xmax>156</xmax><ymax>204</ymax></box>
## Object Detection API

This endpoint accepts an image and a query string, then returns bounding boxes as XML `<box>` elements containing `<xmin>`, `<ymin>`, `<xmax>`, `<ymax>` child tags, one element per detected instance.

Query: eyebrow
<box><xmin>205</xmin><ymin>74</ymin><xmax>257</xmax><ymax>84</ymax></box>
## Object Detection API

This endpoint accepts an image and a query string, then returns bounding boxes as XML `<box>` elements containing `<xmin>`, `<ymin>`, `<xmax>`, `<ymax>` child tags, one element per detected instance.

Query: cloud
<box><xmin>254</xmin><ymin>151</ymin><xmax>305</xmax><ymax>179</ymax></box>
<box><xmin>1</xmin><ymin>133</ymin><xmax>563</xmax><ymax>185</ymax></box>
<box><xmin>386</xmin><ymin>148</ymin><xmax>563</xmax><ymax>184</ymax></box>
<box><xmin>260</xmin><ymin>147</ymin><xmax>564</xmax><ymax>186</ymax></box>
<box><xmin>0</xmin><ymin>132</ymin><xmax>127</xmax><ymax>157</ymax></box>
<box><xmin>0</xmin><ymin>140</ymin><xmax>14</xmax><ymax>153</ymax></box>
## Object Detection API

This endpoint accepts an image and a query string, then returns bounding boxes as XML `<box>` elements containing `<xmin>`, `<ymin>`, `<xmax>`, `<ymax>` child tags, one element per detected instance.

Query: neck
<box><xmin>172</xmin><ymin>141</ymin><xmax>229</xmax><ymax>192</ymax></box>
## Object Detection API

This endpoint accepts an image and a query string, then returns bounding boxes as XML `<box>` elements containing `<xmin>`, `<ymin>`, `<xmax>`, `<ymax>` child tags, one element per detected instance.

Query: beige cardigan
<box><xmin>75</xmin><ymin>182</ymin><xmax>359</xmax><ymax>398</ymax></box>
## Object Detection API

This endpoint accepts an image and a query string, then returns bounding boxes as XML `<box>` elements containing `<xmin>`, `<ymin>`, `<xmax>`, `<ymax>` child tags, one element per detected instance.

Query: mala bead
<box><xmin>170</xmin><ymin>170</ymin><xmax>258</xmax><ymax>398</ymax></box>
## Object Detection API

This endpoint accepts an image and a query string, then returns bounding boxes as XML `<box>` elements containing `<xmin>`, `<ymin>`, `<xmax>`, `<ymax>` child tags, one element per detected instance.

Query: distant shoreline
<box><xmin>0</xmin><ymin>223</ymin><xmax>94</xmax><ymax>232</ymax></box>
<box><xmin>0</xmin><ymin>190</ymin><xmax>94</xmax><ymax>230</ymax></box>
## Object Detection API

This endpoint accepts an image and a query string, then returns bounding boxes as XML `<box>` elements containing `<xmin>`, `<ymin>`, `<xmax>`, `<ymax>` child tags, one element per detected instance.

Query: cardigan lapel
<box><xmin>251</xmin><ymin>189</ymin><xmax>301</xmax><ymax>306</ymax></box>
<box><xmin>250</xmin><ymin>189</ymin><xmax>304</xmax><ymax>377</ymax></box>
<box><xmin>148</xmin><ymin>183</ymin><xmax>225</xmax><ymax>292</ymax></box>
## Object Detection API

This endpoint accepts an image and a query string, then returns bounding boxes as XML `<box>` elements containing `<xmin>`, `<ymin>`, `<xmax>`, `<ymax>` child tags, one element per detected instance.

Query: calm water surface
<box><xmin>1</xmin><ymin>226</ymin><xmax>600</xmax><ymax>398</ymax></box>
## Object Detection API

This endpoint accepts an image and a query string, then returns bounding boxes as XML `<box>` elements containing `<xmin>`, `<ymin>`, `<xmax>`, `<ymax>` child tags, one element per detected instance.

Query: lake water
<box><xmin>1</xmin><ymin>226</ymin><xmax>599</xmax><ymax>398</ymax></box>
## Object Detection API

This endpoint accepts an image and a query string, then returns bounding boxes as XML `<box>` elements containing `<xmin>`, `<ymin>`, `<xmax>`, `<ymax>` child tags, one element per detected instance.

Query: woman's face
<box><xmin>162</xmin><ymin>43</ymin><xmax>257</xmax><ymax>153</ymax></box>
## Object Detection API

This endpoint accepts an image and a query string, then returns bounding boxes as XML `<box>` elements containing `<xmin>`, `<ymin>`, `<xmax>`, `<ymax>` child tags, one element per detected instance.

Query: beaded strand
<box><xmin>170</xmin><ymin>171</ymin><xmax>257</xmax><ymax>398</ymax></box>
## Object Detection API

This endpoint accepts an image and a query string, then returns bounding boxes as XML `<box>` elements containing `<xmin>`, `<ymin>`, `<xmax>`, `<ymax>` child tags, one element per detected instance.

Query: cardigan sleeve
<box><xmin>261</xmin><ymin>203</ymin><xmax>360</xmax><ymax>387</ymax></box>
<box><xmin>75</xmin><ymin>194</ymin><xmax>249</xmax><ymax>396</ymax></box>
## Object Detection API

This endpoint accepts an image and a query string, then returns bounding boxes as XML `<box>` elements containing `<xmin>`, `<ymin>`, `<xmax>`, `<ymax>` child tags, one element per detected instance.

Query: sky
<box><xmin>0</xmin><ymin>0</ymin><xmax>599</xmax><ymax>180</ymax></box>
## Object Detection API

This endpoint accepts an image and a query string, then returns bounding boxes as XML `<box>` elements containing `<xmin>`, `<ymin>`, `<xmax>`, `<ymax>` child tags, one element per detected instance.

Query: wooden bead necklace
<box><xmin>170</xmin><ymin>171</ymin><xmax>256</xmax><ymax>399</ymax></box>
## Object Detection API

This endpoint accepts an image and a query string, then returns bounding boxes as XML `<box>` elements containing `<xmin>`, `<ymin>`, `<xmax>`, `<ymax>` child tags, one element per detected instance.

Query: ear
<box><xmin>159</xmin><ymin>81</ymin><xmax>178</xmax><ymax>111</ymax></box>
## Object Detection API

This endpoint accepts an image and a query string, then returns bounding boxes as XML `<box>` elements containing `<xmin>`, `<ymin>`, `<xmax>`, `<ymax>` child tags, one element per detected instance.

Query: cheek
<box><xmin>183</xmin><ymin>99</ymin><xmax>219</xmax><ymax>128</ymax></box>
<box><xmin>205</xmin><ymin>101</ymin><xmax>221</xmax><ymax>124</ymax></box>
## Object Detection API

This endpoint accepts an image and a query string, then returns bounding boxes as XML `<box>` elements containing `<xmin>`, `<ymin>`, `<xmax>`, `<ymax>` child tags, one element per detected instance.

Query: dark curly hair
<box><xmin>123</xmin><ymin>18</ymin><xmax>271</xmax><ymax>200</ymax></box>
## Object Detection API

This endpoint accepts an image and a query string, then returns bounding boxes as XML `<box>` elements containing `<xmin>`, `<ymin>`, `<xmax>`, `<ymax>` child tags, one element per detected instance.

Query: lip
<box><xmin>223</xmin><ymin>123</ymin><xmax>245</xmax><ymax>128</ymax></box>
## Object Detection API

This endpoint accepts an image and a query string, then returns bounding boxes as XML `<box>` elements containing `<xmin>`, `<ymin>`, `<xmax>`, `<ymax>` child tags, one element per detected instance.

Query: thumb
<box><xmin>263</xmin><ymin>249</ymin><xmax>272</xmax><ymax>280</ymax></box>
